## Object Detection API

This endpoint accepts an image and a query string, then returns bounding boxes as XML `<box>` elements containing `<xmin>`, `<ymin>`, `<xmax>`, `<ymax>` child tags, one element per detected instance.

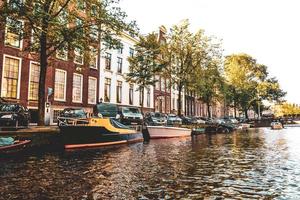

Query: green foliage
<box><xmin>0</xmin><ymin>0</ymin><xmax>137</xmax><ymax>125</ymax></box>
<box><xmin>126</xmin><ymin>33</ymin><xmax>163</xmax><ymax>110</ymax></box>
<box><xmin>0</xmin><ymin>0</ymin><xmax>138</xmax><ymax>55</ymax></box>
<box><xmin>224</xmin><ymin>53</ymin><xmax>286</xmax><ymax>118</ymax></box>
<box><xmin>161</xmin><ymin>20</ymin><xmax>209</xmax><ymax>115</ymax></box>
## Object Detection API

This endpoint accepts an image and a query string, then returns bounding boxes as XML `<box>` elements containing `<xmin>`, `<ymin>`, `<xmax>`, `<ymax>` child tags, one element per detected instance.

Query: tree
<box><xmin>224</xmin><ymin>53</ymin><xmax>285</xmax><ymax>118</ymax></box>
<box><xmin>126</xmin><ymin>33</ymin><xmax>163</xmax><ymax>113</ymax></box>
<box><xmin>161</xmin><ymin>20</ymin><xmax>204</xmax><ymax>116</ymax></box>
<box><xmin>0</xmin><ymin>0</ymin><xmax>137</xmax><ymax>125</ymax></box>
<box><xmin>192</xmin><ymin>35</ymin><xmax>224</xmax><ymax>118</ymax></box>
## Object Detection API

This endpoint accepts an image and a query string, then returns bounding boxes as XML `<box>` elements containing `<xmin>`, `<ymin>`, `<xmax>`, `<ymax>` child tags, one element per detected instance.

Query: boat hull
<box><xmin>147</xmin><ymin>126</ymin><xmax>191</xmax><ymax>139</ymax></box>
<box><xmin>0</xmin><ymin>140</ymin><xmax>31</xmax><ymax>154</ymax></box>
<box><xmin>59</xmin><ymin>126</ymin><xmax>143</xmax><ymax>149</ymax></box>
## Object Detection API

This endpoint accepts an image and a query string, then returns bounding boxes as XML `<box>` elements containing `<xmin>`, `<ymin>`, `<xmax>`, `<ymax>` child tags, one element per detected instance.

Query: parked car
<box><xmin>181</xmin><ymin>116</ymin><xmax>193</xmax><ymax>125</ymax></box>
<box><xmin>205</xmin><ymin>118</ymin><xmax>236</xmax><ymax>133</ymax></box>
<box><xmin>93</xmin><ymin>103</ymin><xmax>143</xmax><ymax>126</ymax></box>
<box><xmin>167</xmin><ymin>114</ymin><xmax>182</xmax><ymax>126</ymax></box>
<box><xmin>118</xmin><ymin>106</ymin><xmax>143</xmax><ymax>125</ymax></box>
<box><xmin>0</xmin><ymin>103</ymin><xmax>30</xmax><ymax>127</ymax></box>
<box><xmin>144</xmin><ymin>112</ymin><xmax>167</xmax><ymax>126</ymax></box>
<box><xmin>192</xmin><ymin>117</ymin><xmax>206</xmax><ymax>125</ymax></box>
<box><xmin>93</xmin><ymin>103</ymin><xmax>118</xmax><ymax>118</ymax></box>
<box><xmin>57</xmin><ymin>108</ymin><xmax>88</xmax><ymax>126</ymax></box>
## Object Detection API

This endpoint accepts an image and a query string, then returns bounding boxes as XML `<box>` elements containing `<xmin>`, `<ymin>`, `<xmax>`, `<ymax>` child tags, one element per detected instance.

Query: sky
<box><xmin>120</xmin><ymin>0</ymin><xmax>300</xmax><ymax>104</ymax></box>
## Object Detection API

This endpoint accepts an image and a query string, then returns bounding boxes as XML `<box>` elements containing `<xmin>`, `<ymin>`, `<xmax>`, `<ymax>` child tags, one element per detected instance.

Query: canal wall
<box><xmin>0</xmin><ymin>126</ymin><xmax>61</xmax><ymax>148</ymax></box>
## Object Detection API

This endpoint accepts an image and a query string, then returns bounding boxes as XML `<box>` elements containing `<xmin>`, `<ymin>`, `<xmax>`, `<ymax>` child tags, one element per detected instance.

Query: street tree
<box><xmin>162</xmin><ymin>20</ymin><xmax>205</xmax><ymax>116</ymax></box>
<box><xmin>224</xmin><ymin>54</ymin><xmax>285</xmax><ymax>118</ymax></box>
<box><xmin>0</xmin><ymin>0</ymin><xmax>137</xmax><ymax>125</ymax></box>
<box><xmin>192</xmin><ymin>36</ymin><xmax>224</xmax><ymax>118</ymax></box>
<box><xmin>126</xmin><ymin>33</ymin><xmax>163</xmax><ymax>113</ymax></box>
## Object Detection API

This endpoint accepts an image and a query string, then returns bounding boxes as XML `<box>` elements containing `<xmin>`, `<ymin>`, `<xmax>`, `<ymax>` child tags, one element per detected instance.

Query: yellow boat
<box><xmin>58</xmin><ymin>117</ymin><xmax>143</xmax><ymax>149</ymax></box>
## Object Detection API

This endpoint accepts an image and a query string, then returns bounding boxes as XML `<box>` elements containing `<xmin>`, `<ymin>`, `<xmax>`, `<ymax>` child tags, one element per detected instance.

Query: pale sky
<box><xmin>120</xmin><ymin>0</ymin><xmax>300</xmax><ymax>104</ymax></box>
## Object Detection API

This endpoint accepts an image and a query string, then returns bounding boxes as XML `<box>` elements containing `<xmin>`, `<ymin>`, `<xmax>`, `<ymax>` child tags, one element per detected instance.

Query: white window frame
<box><xmin>88</xmin><ymin>76</ymin><xmax>97</xmax><ymax>104</ymax></box>
<box><xmin>1</xmin><ymin>54</ymin><xmax>22</xmax><ymax>99</ymax></box>
<box><xmin>28</xmin><ymin>61</ymin><xmax>40</xmax><ymax>100</ymax></box>
<box><xmin>54</xmin><ymin>69</ymin><xmax>67</xmax><ymax>102</ymax></box>
<box><xmin>74</xmin><ymin>47</ymin><xmax>84</xmax><ymax>65</ymax></box>
<box><xmin>4</xmin><ymin>17</ymin><xmax>24</xmax><ymax>49</ymax></box>
<box><xmin>56</xmin><ymin>45</ymin><xmax>68</xmax><ymax>61</ymax></box>
<box><xmin>117</xmin><ymin>57</ymin><xmax>123</xmax><ymax>74</ymax></box>
<box><xmin>116</xmin><ymin>81</ymin><xmax>122</xmax><ymax>103</ymax></box>
<box><xmin>72</xmin><ymin>73</ymin><xmax>83</xmax><ymax>103</ymax></box>
<box><xmin>89</xmin><ymin>46</ymin><xmax>98</xmax><ymax>69</ymax></box>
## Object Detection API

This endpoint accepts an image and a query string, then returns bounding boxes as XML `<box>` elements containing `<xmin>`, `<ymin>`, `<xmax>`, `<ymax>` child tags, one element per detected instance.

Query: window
<box><xmin>74</xmin><ymin>47</ymin><xmax>84</xmax><ymax>65</ymax></box>
<box><xmin>75</xmin><ymin>18</ymin><xmax>83</xmax><ymax>35</ymax></box>
<box><xmin>116</xmin><ymin>81</ymin><xmax>122</xmax><ymax>103</ymax></box>
<box><xmin>9</xmin><ymin>0</ymin><xmax>24</xmax><ymax>10</ymax></box>
<box><xmin>57</xmin><ymin>7</ymin><xmax>68</xmax><ymax>26</ymax></box>
<box><xmin>104</xmin><ymin>78</ymin><xmax>111</xmax><ymax>102</ymax></box>
<box><xmin>89</xmin><ymin>46</ymin><xmax>98</xmax><ymax>69</ymax></box>
<box><xmin>117</xmin><ymin>45</ymin><xmax>123</xmax><ymax>54</ymax></box>
<box><xmin>28</xmin><ymin>62</ymin><xmax>40</xmax><ymax>100</ymax></box>
<box><xmin>88</xmin><ymin>77</ymin><xmax>97</xmax><ymax>104</ymax></box>
<box><xmin>139</xmin><ymin>88</ymin><xmax>143</xmax><ymax>106</ymax></box>
<box><xmin>147</xmin><ymin>88</ymin><xmax>151</xmax><ymax>107</ymax></box>
<box><xmin>5</xmin><ymin>18</ymin><xmax>23</xmax><ymax>48</ymax></box>
<box><xmin>91</xmin><ymin>4</ymin><xmax>97</xmax><ymax>17</ymax></box>
<box><xmin>129</xmin><ymin>84</ymin><xmax>134</xmax><ymax>105</ymax></box>
<box><xmin>105</xmin><ymin>53</ymin><xmax>111</xmax><ymax>70</ymax></box>
<box><xmin>56</xmin><ymin>45</ymin><xmax>68</xmax><ymax>60</ymax></box>
<box><xmin>166</xmin><ymin>79</ymin><xmax>170</xmax><ymax>92</ymax></box>
<box><xmin>72</xmin><ymin>73</ymin><xmax>83</xmax><ymax>103</ymax></box>
<box><xmin>161</xmin><ymin>78</ymin><xmax>165</xmax><ymax>91</ymax></box>
<box><xmin>77</xmin><ymin>0</ymin><xmax>86</xmax><ymax>12</ymax></box>
<box><xmin>155</xmin><ymin>75</ymin><xmax>160</xmax><ymax>90</ymax></box>
<box><xmin>53</xmin><ymin>110</ymin><xmax>62</xmax><ymax>123</ymax></box>
<box><xmin>31</xmin><ymin>28</ymin><xmax>40</xmax><ymax>52</ymax></box>
<box><xmin>117</xmin><ymin>57</ymin><xmax>122</xmax><ymax>73</ymax></box>
<box><xmin>54</xmin><ymin>69</ymin><xmax>67</xmax><ymax>101</ymax></box>
<box><xmin>129</xmin><ymin>47</ymin><xmax>134</xmax><ymax>57</ymax></box>
<box><xmin>90</xmin><ymin>25</ymin><xmax>98</xmax><ymax>40</ymax></box>
<box><xmin>1</xmin><ymin>55</ymin><xmax>21</xmax><ymax>99</ymax></box>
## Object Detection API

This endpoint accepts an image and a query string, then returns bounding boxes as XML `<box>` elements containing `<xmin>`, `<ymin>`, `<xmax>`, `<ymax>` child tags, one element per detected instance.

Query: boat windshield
<box><xmin>110</xmin><ymin>119</ymin><xmax>131</xmax><ymax>129</ymax></box>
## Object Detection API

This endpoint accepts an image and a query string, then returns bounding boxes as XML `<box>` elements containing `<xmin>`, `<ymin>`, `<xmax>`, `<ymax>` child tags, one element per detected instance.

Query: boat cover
<box><xmin>0</xmin><ymin>137</ymin><xmax>14</xmax><ymax>146</ymax></box>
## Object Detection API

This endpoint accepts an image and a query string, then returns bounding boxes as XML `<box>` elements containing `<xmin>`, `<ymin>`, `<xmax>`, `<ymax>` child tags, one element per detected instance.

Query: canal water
<box><xmin>1</xmin><ymin>127</ymin><xmax>300</xmax><ymax>200</ymax></box>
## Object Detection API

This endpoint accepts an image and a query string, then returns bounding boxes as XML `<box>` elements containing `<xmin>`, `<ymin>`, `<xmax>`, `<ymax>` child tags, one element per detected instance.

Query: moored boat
<box><xmin>147</xmin><ymin>126</ymin><xmax>191</xmax><ymax>139</ymax></box>
<box><xmin>58</xmin><ymin>117</ymin><xmax>143</xmax><ymax>149</ymax></box>
<box><xmin>271</xmin><ymin>122</ymin><xmax>283</xmax><ymax>130</ymax></box>
<box><xmin>0</xmin><ymin>139</ymin><xmax>31</xmax><ymax>154</ymax></box>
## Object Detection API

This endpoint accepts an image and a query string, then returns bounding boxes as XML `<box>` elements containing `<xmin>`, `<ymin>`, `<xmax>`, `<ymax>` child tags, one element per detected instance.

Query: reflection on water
<box><xmin>1</xmin><ymin>128</ymin><xmax>300</xmax><ymax>199</ymax></box>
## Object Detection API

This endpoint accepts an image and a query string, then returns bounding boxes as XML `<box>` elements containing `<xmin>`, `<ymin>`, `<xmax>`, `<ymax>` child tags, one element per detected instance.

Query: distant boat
<box><xmin>58</xmin><ymin>117</ymin><xmax>143</xmax><ymax>149</ymax></box>
<box><xmin>147</xmin><ymin>126</ymin><xmax>191</xmax><ymax>139</ymax></box>
<box><xmin>271</xmin><ymin>122</ymin><xmax>283</xmax><ymax>130</ymax></box>
<box><xmin>0</xmin><ymin>139</ymin><xmax>31</xmax><ymax>154</ymax></box>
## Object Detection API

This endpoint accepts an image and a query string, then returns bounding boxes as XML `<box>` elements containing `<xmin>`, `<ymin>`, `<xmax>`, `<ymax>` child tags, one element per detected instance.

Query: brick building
<box><xmin>0</xmin><ymin>2</ymin><xmax>100</xmax><ymax>124</ymax></box>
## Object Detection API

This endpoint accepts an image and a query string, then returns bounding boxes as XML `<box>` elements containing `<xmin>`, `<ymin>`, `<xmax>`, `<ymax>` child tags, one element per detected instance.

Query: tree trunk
<box><xmin>37</xmin><ymin>33</ymin><xmax>47</xmax><ymax>126</ymax></box>
<box><xmin>233</xmin><ymin>100</ymin><xmax>237</xmax><ymax>118</ymax></box>
<box><xmin>178</xmin><ymin>84</ymin><xmax>182</xmax><ymax>116</ymax></box>
<box><xmin>207</xmin><ymin>102</ymin><xmax>211</xmax><ymax>118</ymax></box>
<box><xmin>244</xmin><ymin>109</ymin><xmax>248</xmax><ymax>119</ymax></box>
<box><xmin>140</xmin><ymin>87</ymin><xmax>144</xmax><ymax>114</ymax></box>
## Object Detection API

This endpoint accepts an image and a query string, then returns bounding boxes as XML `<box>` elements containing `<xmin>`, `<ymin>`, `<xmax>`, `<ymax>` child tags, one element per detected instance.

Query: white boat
<box><xmin>238</xmin><ymin>123</ymin><xmax>251</xmax><ymax>130</ymax></box>
<box><xmin>270</xmin><ymin>122</ymin><xmax>283</xmax><ymax>130</ymax></box>
<box><xmin>147</xmin><ymin>126</ymin><xmax>191</xmax><ymax>139</ymax></box>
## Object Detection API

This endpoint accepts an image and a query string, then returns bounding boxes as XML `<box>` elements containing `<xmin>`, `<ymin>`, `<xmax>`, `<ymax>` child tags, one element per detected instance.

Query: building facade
<box><xmin>0</xmin><ymin>3</ymin><xmax>100</xmax><ymax>124</ymax></box>
<box><xmin>99</xmin><ymin>32</ymin><xmax>154</xmax><ymax>112</ymax></box>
